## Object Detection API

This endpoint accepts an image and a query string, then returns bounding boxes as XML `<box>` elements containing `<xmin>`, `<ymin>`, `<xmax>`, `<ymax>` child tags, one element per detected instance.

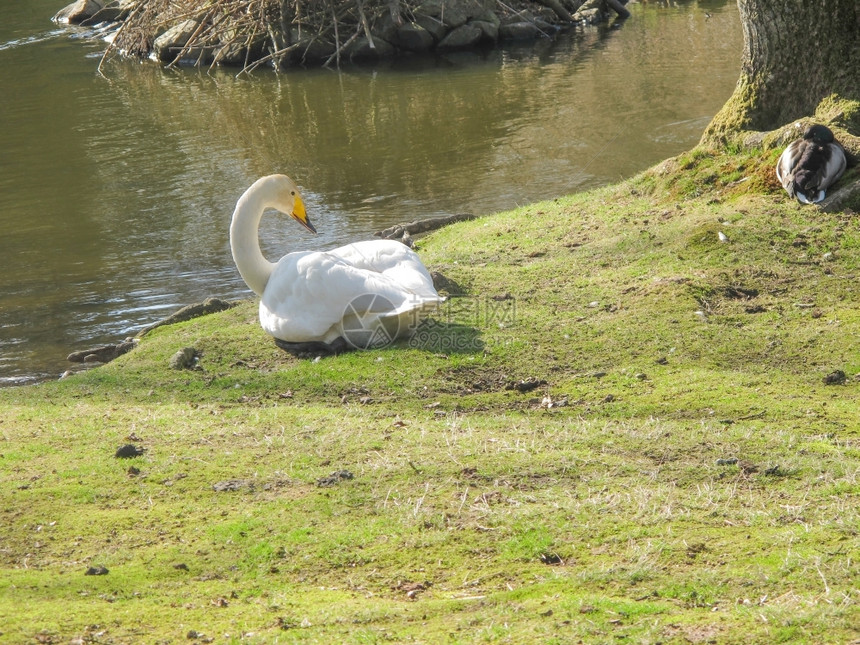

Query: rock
<box><xmin>84</xmin><ymin>565</ymin><xmax>109</xmax><ymax>576</ymax></box>
<box><xmin>573</xmin><ymin>8</ymin><xmax>602</xmax><ymax>24</ymax></box>
<box><xmin>212</xmin><ymin>479</ymin><xmax>252</xmax><ymax>492</ymax></box>
<box><xmin>169</xmin><ymin>347</ymin><xmax>198</xmax><ymax>370</ymax></box>
<box><xmin>416</xmin><ymin>0</ymin><xmax>493</xmax><ymax>28</ymax></box>
<box><xmin>823</xmin><ymin>370</ymin><xmax>846</xmax><ymax>385</ymax></box>
<box><xmin>499</xmin><ymin>21</ymin><xmax>545</xmax><ymax>41</ymax></box>
<box><xmin>286</xmin><ymin>38</ymin><xmax>337</xmax><ymax>65</ymax></box>
<box><xmin>115</xmin><ymin>444</ymin><xmax>145</xmax><ymax>458</ymax></box>
<box><xmin>437</xmin><ymin>24</ymin><xmax>484</xmax><ymax>51</ymax></box>
<box><xmin>153</xmin><ymin>19</ymin><xmax>213</xmax><ymax>64</ymax></box>
<box><xmin>470</xmin><ymin>20</ymin><xmax>500</xmax><ymax>43</ymax></box>
<box><xmin>316</xmin><ymin>470</ymin><xmax>354</xmax><ymax>487</ymax></box>
<box><xmin>507</xmin><ymin>378</ymin><xmax>547</xmax><ymax>392</ymax></box>
<box><xmin>412</xmin><ymin>14</ymin><xmax>448</xmax><ymax>42</ymax></box>
<box><xmin>416</xmin><ymin>0</ymin><xmax>468</xmax><ymax>29</ymax></box>
<box><xmin>53</xmin><ymin>0</ymin><xmax>104</xmax><ymax>25</ymax></box>
<box><xmin>347</xmin><ymin>36</ymin><xmax>396</xmax><ymax>62</ymax></box>
<box><xmin>215</xmin><ymin>37</ymin><xmax>266</xmax><ymax>66</ymax></box>
<box><xmin>389</xmin><ymin>22</ymin><xmax>435</xmax><ymax>53</ymax></box>
<box><xmin>81</xmin><ymin>4</ymin><xmax>128</xmax><ymax>26</ymax></box>
<box><xmin>153</xmin><ymin>19</ymin><xmax>199</xmax><ymax>58</ymax></box>
<box><xmin>472</xmin><ymin>5</ymin><xmax>500</xmax><ymax>25</ymax></box>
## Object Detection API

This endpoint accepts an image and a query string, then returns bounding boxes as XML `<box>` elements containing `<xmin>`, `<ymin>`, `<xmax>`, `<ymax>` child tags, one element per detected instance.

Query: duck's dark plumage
<box><xmin>776</xmin><ymin>124</ymin><xmax>846</xmax><ymax>204</ymax></box>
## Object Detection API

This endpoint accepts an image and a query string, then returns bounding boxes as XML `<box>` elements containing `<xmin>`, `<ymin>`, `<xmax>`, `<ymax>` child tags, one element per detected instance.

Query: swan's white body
<box><xmin>230</xmin><ymin>175</ymin><xmax>443</xmax><ymax>349</ymax></box>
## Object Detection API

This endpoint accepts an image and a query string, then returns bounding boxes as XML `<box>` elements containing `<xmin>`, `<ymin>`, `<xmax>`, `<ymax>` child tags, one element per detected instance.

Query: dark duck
<box><xmin>776</xmin><ymin>124</ymin><xmax>847</xmax><ymax>204</ymax></box>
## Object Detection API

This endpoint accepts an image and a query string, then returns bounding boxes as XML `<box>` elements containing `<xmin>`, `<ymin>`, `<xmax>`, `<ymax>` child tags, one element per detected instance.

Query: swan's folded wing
<box><xmin>326</xmin><ymin>240</ymin><xmax>441</xmax><ymax>300</ymax></box>
<box><xmin>260</xmin><ymin>249</ymin><xmax>442</xmax><ymax>343</ymax></box>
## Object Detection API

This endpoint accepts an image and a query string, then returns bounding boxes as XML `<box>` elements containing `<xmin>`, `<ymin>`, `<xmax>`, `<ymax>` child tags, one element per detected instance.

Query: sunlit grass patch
<box><xmin>2</xmin><ymin>154</ymin><xmax>859</xmax><ymax>642</ymax></box>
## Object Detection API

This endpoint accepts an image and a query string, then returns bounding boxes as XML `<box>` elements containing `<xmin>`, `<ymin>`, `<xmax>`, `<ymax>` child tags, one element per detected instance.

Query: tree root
<box><xmin>375</xmin><ymin>213</ymin><xmax>478</xmax><ymax>245</ymax></box>
<box><xmin>136</xmin><ymin>297</ymin><xmax>237</xmax><ymax>338</ymax></box>
<box><xmin>821</xmin><ymin>178</ymin><xmax>860</xmax><ymax>212</ymax></box>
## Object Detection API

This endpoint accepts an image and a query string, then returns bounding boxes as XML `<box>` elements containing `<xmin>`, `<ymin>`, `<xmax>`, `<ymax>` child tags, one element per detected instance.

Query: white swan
<box><xmin>229</xmin><ymin>174</ymin><xmax>444</xmax><ymax>354</ymax></box>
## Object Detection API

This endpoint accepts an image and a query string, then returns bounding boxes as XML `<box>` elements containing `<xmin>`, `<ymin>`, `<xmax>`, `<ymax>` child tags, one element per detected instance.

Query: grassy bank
<box><xmin>1</xmin><ymin>147</ymin><xmax>858</xmax><ymax>644</ymax></box>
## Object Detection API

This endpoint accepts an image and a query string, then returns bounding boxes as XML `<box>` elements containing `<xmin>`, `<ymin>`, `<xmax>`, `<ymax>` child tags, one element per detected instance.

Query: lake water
<box><xmin>0</xmin><ymin>0</ymin><xmax>742</xmax><ymax>386</ymax></box>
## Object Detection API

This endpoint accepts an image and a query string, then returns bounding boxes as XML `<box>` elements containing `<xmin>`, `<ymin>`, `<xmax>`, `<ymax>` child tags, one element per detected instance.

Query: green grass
<box><xmin>1</xmin><ymin>147</ymin><xmax>858</xmax><ymax>644</ymax></box>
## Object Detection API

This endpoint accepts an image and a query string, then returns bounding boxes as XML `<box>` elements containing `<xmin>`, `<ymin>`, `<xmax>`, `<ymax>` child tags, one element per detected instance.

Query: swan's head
<box><xmin>267</xmin><ymin>174</ymin><xmax>317</xmax><ymax>234</ymax></box>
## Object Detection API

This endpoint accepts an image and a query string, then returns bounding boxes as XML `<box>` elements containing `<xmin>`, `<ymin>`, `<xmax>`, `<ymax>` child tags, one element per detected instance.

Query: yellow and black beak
<box><xmin>291</xmin><ymin>193</ymin><xmax>317</xmax><ymax>234</ymax></box>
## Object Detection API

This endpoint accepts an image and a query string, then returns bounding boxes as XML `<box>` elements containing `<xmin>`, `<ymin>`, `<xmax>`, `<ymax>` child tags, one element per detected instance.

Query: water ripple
<box><xmin>0</xmin><ymin>29</ymin><xmax>65</xmax><ymax>52</ymax></box>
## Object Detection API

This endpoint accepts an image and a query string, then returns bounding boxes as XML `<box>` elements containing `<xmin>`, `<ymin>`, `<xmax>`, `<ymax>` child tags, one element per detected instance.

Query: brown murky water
<box><xmin>0</xmin><ymin>0</ymin><xmax>741</xmax><ymax>384</ymax></box>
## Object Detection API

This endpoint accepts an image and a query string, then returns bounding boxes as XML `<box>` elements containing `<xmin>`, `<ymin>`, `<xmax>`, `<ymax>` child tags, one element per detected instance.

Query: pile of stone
<box><xmin>54</xmin><ymin>0</ymin><xmax>628</xmax><ymax>70</ymax></box>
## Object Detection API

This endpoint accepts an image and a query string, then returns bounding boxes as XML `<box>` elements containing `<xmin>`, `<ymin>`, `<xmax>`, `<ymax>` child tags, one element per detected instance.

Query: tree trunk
<box><xmin>701</xmin><ymin>0</ymin><xmax>860</xmax><ymax>146</ymax></box>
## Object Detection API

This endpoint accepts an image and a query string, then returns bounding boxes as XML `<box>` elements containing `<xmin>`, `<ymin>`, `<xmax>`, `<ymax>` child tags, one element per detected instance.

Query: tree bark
<box><xmin>701</xmin><ymin>0</ymin><xmax>860</xmax><ymax>146</ymax></box>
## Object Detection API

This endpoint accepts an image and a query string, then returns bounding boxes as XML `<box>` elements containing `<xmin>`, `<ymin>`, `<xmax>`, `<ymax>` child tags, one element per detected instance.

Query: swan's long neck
<box><xmin>230</xmin><ymin>181</ymin><xmax>276</xmax><ymax>296</ymax></box>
